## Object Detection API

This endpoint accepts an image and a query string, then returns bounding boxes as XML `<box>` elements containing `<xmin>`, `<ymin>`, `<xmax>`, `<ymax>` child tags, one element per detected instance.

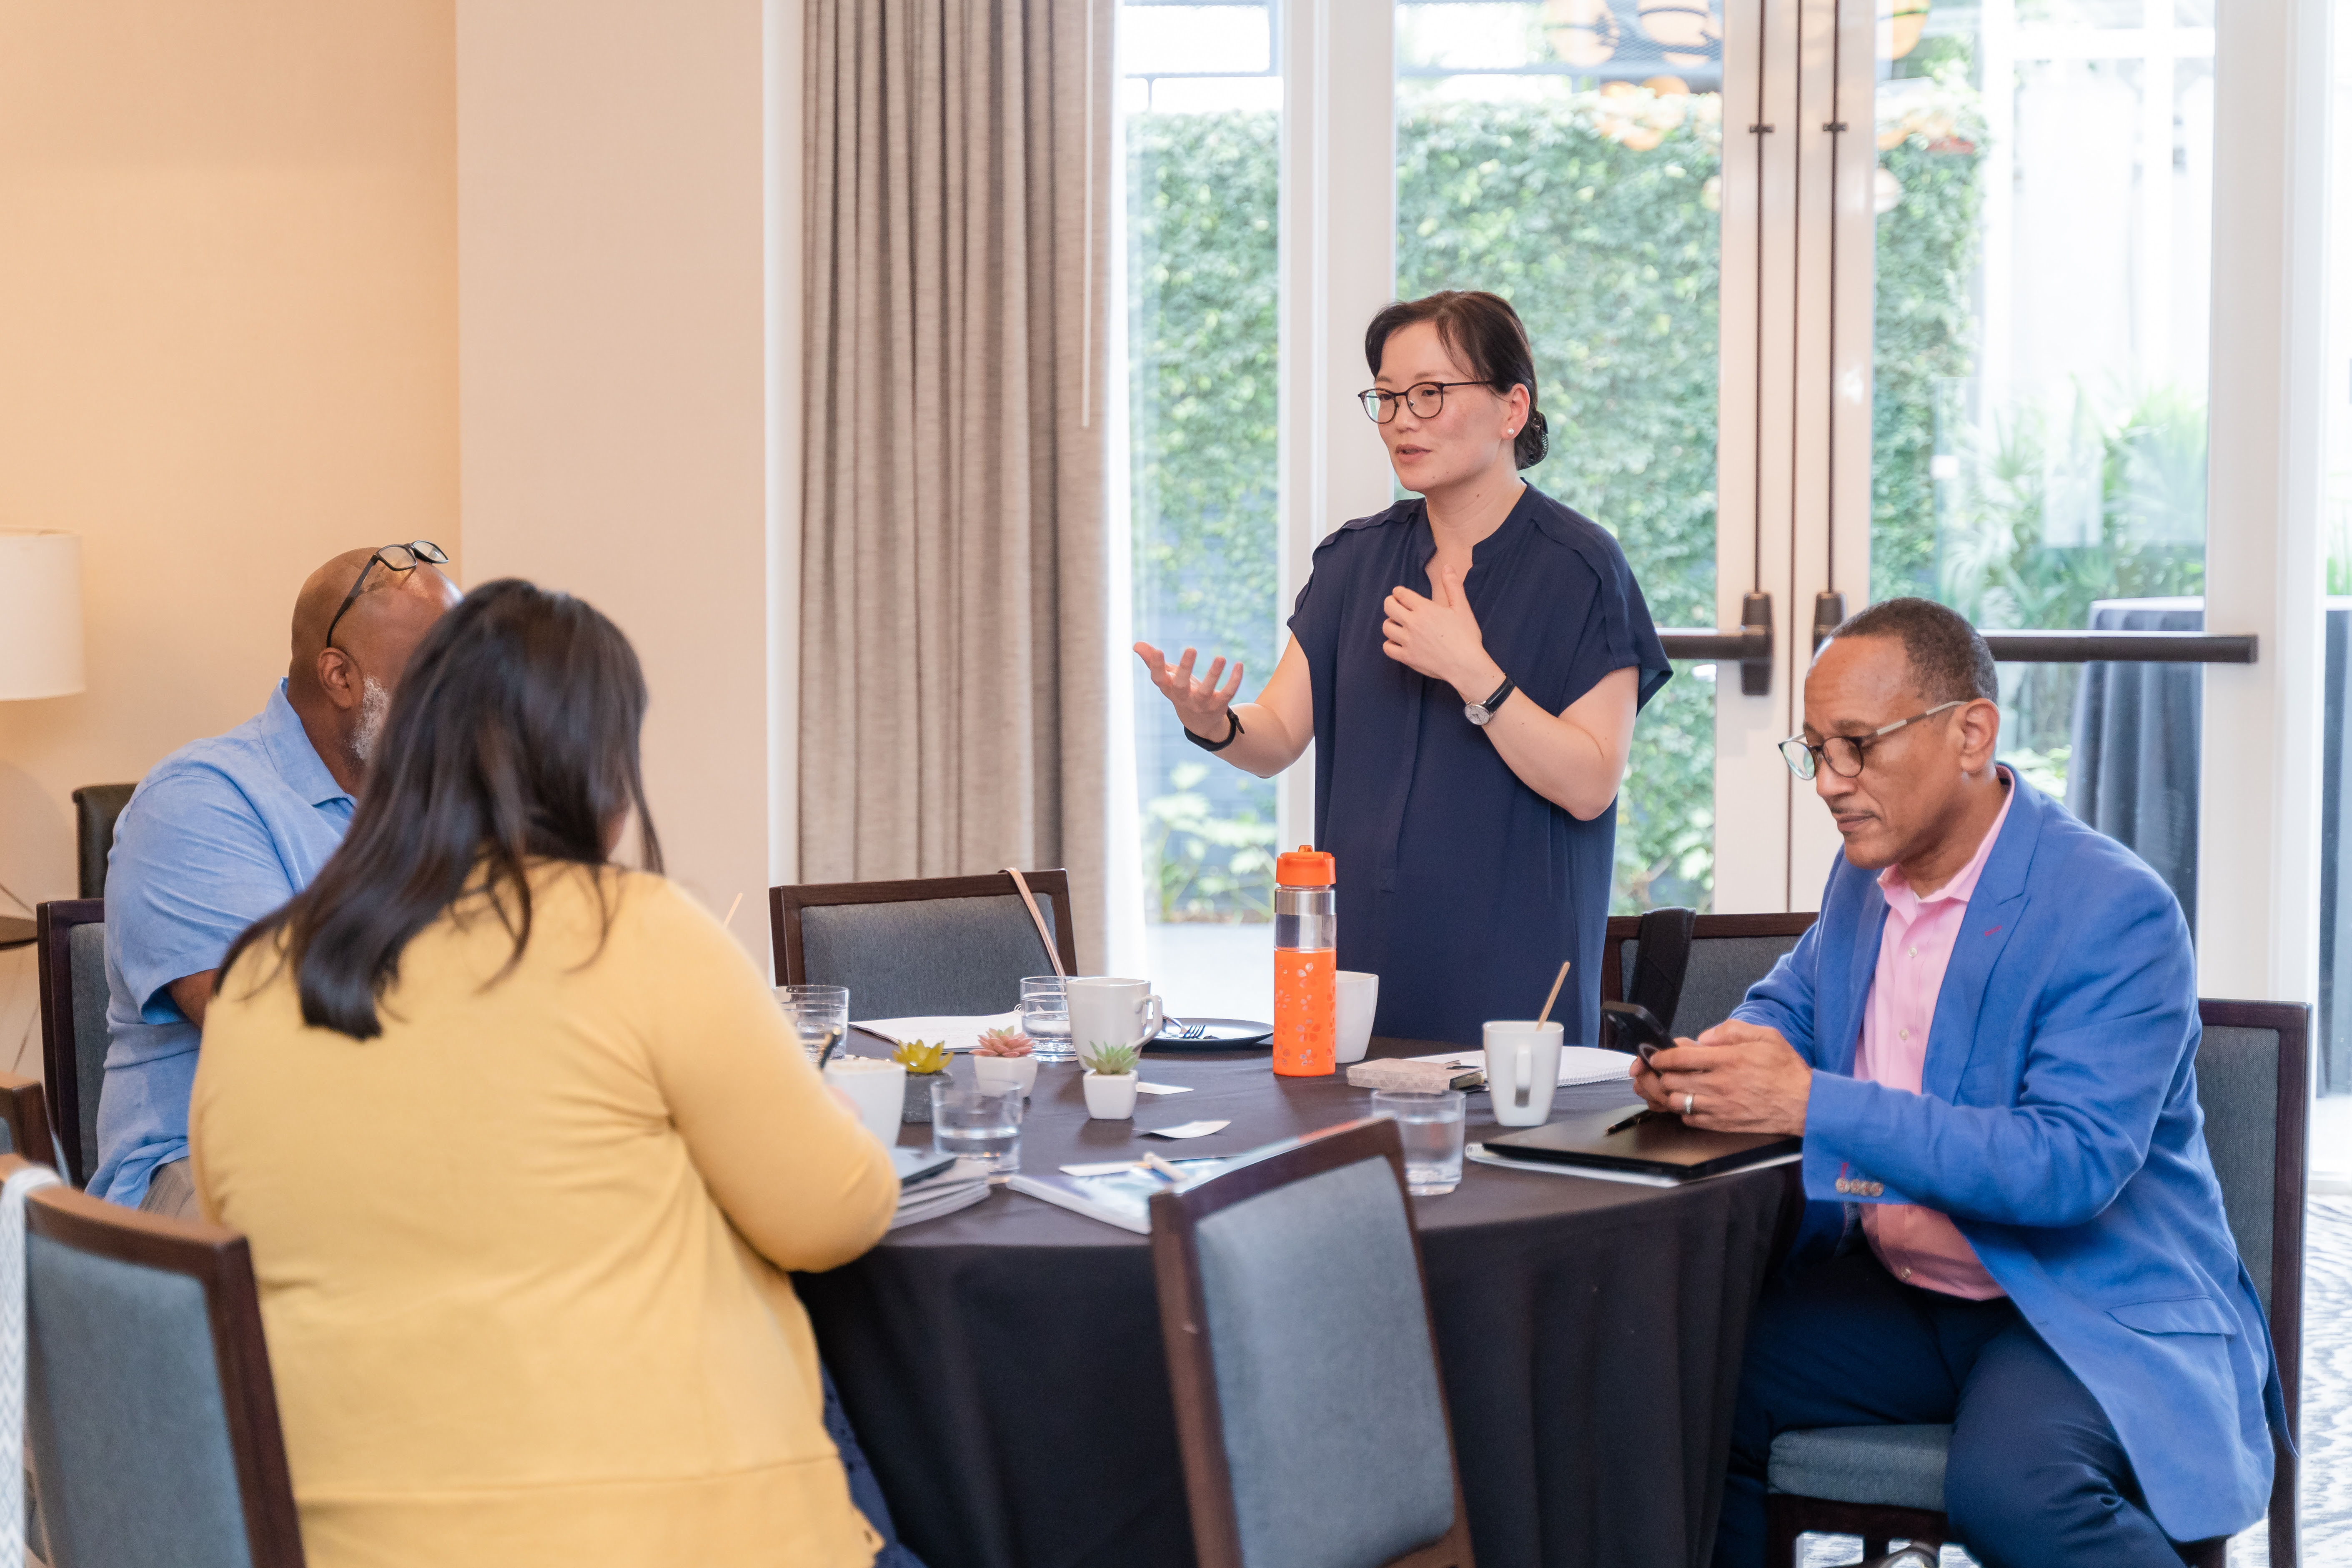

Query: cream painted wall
<box><xmin>0</xmin><ymin>3</ymin><xmax>459</xmax><ymax>1068</ymax></box>
<box><xmin>456</xmin><ymin>0</ymin><xmax>788</xmax><ymax>966</ymax></box>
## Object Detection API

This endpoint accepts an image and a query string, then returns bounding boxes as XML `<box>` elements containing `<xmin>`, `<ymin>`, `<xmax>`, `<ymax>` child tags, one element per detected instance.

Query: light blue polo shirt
<box><xmin>90</xmin><ymin>681</ymin><xmax>354</xmax><ymax>1207</ymax></box>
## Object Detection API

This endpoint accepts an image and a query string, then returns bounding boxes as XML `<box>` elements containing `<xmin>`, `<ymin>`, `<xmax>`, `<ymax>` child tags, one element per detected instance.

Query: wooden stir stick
<box><xmin>1535</xmin><ymin>960</ymin><xmax>1572</xmax><ymax>1027</ymax></box>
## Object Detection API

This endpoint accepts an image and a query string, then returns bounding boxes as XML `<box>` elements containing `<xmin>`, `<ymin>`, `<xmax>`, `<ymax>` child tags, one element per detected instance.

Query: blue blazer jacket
<box><xmin>1733</xmin><ymin>776</ymin><xmax>2282</xmax><ymax>1542</ymax></box>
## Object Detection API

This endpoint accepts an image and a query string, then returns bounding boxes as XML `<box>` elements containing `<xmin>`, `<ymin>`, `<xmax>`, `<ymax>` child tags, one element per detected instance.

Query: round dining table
<box><xmin>798</xmin><ymin>1033</ymin><xmax>1796</xmax><ymax>1568</ymax></box>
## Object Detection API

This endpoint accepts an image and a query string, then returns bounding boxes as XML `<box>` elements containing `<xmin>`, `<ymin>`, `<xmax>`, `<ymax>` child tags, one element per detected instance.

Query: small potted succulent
<box><xmin>891</xmin><ymin>1040</ymin><xmax>952</xmax><ymax>1122</ymax></box>
<box><xmin>1079</xmin><ymin>1041</ymin><xmax>1141</xmax><ymax>1120</ymax></box>
<box><xmin>970</xmin><ymin>1026</ymin><xmax>1038</xmax><ymax>1099</ymax></box>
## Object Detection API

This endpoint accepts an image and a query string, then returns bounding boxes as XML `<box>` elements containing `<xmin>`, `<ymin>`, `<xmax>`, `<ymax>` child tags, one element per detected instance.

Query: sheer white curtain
<box><xmin>800</xmin><ymin>0</ymin><xmax>1114</xmax><ymax>966</ymax></box>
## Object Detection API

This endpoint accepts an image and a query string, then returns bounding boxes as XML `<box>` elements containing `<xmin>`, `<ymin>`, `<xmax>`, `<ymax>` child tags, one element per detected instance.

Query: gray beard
<box><xmin>349</xmin><ymin>677</ymin><xmax>391</xmax><ymax>766</ymax></box>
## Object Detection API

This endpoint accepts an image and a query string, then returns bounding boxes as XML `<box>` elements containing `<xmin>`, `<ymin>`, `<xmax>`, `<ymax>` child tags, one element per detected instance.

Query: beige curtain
<box><xmin>800</xmin><ymin>0</ymin><xmax>1112</xmax><ymax>963</ymax></box>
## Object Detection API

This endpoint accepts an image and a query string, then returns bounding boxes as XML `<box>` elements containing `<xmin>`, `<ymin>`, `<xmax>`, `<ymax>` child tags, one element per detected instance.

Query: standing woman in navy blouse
<box><xmin>1137</xmin><ymin>291</ymin><xmax>1671</xmax><ymax>1047</ymax></box>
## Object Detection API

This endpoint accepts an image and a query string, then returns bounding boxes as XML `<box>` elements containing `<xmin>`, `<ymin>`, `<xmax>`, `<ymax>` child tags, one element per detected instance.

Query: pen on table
<box><xmin>1140</xmin><ymin>1152</ymin><xmax>1187</xmax><ymax>1183</ymax></box>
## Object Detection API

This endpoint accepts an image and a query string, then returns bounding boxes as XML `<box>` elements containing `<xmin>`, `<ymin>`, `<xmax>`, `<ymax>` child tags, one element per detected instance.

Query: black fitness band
<box><xmin>1183</xmin><ymin>711</ymin><xmax>1245</xmax><ymax>753</ymax></box>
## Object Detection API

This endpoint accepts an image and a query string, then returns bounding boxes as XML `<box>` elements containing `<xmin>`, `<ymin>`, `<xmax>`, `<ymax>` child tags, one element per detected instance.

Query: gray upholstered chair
<box><xmin>770</xmin><ymin>870</ymin><xmax>1077</xmax><ymax>1020</ymax></box>
<box><xmin>35</xmin><ymin>899</ymin><xmax>108</xmax><ymax>1187</ymax></box>
<box><xmin>72</xmin><ymin>783</ymin><xmax>136</xmax><ymax>900</ymax></box>
<box><xmin>1762</xmin><ymin>998</ymin><xmax>2309</xmax><ymax>1568</ymax></box>
<box><xmin>1602</xmin><ymin>912</ymin><xmax>1817</xmax><ymax>1037</ymax></box>
<box><xmin>12</xmin><ymin>1150</ymin><xmax>306</xmax><ymax>1568</ymax></box>
<box><xmin>1147</xmin><ymin>1117</ymin><xmax>1474</xmax><ymax>1568</ymax></box>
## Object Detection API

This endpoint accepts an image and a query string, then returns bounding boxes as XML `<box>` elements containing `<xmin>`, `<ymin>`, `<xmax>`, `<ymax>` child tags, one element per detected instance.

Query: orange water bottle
<box><xmin>1272</xmin><ymin>846</ymin><xmax>1337</xmax><ymax>1076</ymax></box>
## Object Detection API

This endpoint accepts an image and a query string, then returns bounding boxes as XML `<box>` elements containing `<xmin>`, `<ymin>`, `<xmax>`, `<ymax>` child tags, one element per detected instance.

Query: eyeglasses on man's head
<box><xmin>1778</xmin><ymin>700</ymin><xmax>1966</xmax><ymax>781</ymax></box>
<box><xmin>1357</xmin><ymin>380</ymin><xmax>1494</xmax><ymax>424</ymax></box>
<box><xmin>323</xmin><ymin>540</ymin><xmax>450</xmax><ymax>652</ymax></box>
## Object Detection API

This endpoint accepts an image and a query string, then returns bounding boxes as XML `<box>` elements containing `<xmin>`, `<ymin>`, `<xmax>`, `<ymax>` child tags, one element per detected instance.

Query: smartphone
<box><xmin>1601</xmin><ymin>1000</ymin><xmax>1674</xmax><ymax>1066</ymax></box>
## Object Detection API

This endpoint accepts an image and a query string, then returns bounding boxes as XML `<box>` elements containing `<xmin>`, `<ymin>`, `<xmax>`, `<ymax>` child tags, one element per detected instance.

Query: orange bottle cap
<box><xmin>1276</xmin><ymin>846</ymin><xmax>1335</xmax><ymax>887</ymax></box>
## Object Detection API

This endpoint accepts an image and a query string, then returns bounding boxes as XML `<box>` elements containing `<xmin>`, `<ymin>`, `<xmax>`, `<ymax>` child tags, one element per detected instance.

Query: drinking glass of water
<box><xmin>778</xmin><ymin>985</ymin><xmax>850</xmax><ymax>1067</ymax></box>
<box><xmin>930</xmin><ymin>1082</ymin><xmax>1023</xmax><ymax>1175</ymax></box>
<box><xmin>1019</xmin><ymin>976</ymin><xmax>1073</xmax><ymax>1061</ymax></box>
<box><xmin>1369</xmin><ymin>1089</ymin><xmax>1467</xmax><ymax>1196</ymax></box>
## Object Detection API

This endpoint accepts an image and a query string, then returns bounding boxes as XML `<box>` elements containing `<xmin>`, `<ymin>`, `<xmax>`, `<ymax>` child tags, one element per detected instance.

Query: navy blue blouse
<box><xmin>1288</xmin><ymin>486</ymin><xmax>1671</xmax><ymax>1047</ymax></box>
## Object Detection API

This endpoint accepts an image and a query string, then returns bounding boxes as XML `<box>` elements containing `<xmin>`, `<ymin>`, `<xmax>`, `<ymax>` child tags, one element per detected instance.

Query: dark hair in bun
<box><xmin>1363</xmin><ymin>289</ymin><xmax>1550</xmax><ymax>470</ymax></box>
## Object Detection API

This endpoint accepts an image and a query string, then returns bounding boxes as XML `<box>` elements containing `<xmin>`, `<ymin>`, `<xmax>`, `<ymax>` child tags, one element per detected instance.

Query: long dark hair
<box><xmin>1364</xmin><ymin>289</ymin><xmax>1550</xmax><ymax>470</ymax></box>
<box><xmin>226</xmin><ymin>579</ymin><xmax>664</xmax><ymax>1039</ymax></box>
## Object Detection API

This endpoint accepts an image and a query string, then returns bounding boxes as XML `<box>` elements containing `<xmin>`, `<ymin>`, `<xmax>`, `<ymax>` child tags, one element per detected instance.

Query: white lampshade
<box><xmin>0</xmin><ymin>531</ymin><xmax>86</xmax><ymax>700</ymax></box>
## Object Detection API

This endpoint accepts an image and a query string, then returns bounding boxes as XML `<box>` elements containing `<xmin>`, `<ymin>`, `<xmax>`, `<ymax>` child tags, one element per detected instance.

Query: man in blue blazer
<box><xmin>1633</xmin><ymin>599</ymin><xmax>2281</xmax><ymax>1568</ymax></box>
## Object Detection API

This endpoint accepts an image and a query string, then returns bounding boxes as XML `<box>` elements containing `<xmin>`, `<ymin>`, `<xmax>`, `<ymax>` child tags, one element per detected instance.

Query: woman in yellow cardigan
<box><xmin>193</xmin><ymin>579</ymin><xmax>899</xmax><ymax>1568</ymax></box>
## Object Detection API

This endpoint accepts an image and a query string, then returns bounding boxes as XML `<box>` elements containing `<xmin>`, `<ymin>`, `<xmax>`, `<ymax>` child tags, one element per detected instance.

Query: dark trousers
<box><xmin>1715</xmin><ymin>1250</ymin><xmax>2184</xmax><ymax>1568</ymax></box>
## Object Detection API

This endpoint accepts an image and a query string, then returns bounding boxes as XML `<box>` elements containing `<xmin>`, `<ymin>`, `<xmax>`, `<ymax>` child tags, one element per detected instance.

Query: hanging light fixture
<box><xmin>1883</xmin><ymin>0</ymin><xmax>1929</xmax><ymax>60</ymax></box>
<box><xmin>1635</xmin><ymin>0</ymin><xmax>1722</xmax><ymax>68</ymax></box>
<box><xmin>1541</xmin><ymin>0</ymin><xmax>1620</xmax><ymax>69</ymax></box>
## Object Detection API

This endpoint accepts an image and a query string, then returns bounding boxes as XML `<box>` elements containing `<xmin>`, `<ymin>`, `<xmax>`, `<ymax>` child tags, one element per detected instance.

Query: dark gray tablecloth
<box><xmin>2066</xmin><ymin>598</ymin><xmax>2206</xmax><ymax>929</ymax></box>
<box><xmin>2068</xmin><ymin>597</ymin><xmax>2352</xmax><ymax>1090</ymax></box>
<box><xmin>799</xmin><ymin>1035</ymin><xmax>1793</xmax><ymax>1568</ymax></box>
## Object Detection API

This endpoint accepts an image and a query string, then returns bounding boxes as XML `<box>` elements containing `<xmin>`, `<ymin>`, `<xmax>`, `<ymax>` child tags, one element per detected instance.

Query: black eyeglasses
<box><xmin>1357</xmin><ymin>381</ymin><xmax>1493</xmax><ymax>423</ymax></box>
<box><xmin>323</xmin><ymin>540</ymin><xmax>448</xmax><ymax>651</ymax></box>
<box><xmin>1778</xmin><ymin>700</ymin><xmax>1965</xmax><ymax>781</ymax></box>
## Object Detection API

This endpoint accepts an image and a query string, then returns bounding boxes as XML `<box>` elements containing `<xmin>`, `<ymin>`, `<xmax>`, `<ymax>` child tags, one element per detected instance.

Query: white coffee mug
<box><xmin>1065</xmin><ymin>977</ymin><xmax>1165</xmax><ymax>1062</ymax></box>
<box><xmin>1334</xmin><ymin>971</ymin><xmax>1380</xmax><ymax>1064</ymax></box>
<box><xmin>1485</xmin><ymin>1020</ymin><xmax>1564</xmax><ymax>1127</ymax></box>
<box><xmin>823</xmin><ymin>1057</ymin><xmax>906</xmax><ymax>1145</ymax></box>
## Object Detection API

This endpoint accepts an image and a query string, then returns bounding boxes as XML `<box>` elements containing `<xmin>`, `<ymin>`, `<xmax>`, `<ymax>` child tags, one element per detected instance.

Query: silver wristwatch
<box><xmin>1465</xmin><ymin>674</ymin><xmax>1517</xmax><ymax>726</ymax></box>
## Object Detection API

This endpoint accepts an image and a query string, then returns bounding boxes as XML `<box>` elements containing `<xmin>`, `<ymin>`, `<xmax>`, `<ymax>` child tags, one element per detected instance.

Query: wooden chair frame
<box><xmin>1764</xmin><ymin>997</ymin><xmax>2309</xmax><ymax>1568</ymax></box>
<box><xmin>769</xmin><ymin>869</ymin><xmax>1079</xmax><ymax>987</ymax></box>
<box><xmin>8</xmin><ymin>1152</ymin><xmax>306</xmax><ymax>1568</ymax></box>
<box><xmin>34</xmin><ymin>899</ymin><xmax>105</xmax><ymax>1187</ymax></box>
<box><xmin>1599</xmin><ymin>911</ymin><xmax>1819</xmax><ymax>1015</ymax></box>
<box><xmin>1147</xmin><ymin>1117</ymin><xmax>1476</xmax><ymax>1568</ymax></box>
<box><xmin>0</xmin><ymin>1075</ymin><xmax>55</xmax><ymax>1175</ymax></box>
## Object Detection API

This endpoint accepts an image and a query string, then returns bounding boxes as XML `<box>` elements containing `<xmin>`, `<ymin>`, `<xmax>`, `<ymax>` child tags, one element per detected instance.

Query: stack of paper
<box><xmin>856</xmin><ymin>1012</ymin><xmax>1023</xmax><ymax>1053</ymax></box>
<box><xmin>1006</xmin><ymin>1158</ymin><xmax>1242</xmax><ymax>1234</ymax></box>
<box><xmin>1405</xmin><ymin>1044</ymin><xmax>1644</xmax><ymax>1112</ymax></box>
<box><xmin>889</xmin><ymin>1155</ymin><xmax>992</xmax><ymax>1230</ymax></box>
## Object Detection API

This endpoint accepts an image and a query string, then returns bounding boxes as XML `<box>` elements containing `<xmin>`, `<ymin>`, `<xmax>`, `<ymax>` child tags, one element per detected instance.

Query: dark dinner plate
<box><xmin>1147</xmin><ymin>1016</ymin><xmax>1274</xmax><ymax>1050</ymax></box>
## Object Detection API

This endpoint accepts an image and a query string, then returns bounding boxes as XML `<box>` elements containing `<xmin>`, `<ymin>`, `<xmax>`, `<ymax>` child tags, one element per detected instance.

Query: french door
<box><xmin>1117</xmin><ymin>0</ymin><xmax>2249</xmax><ymax>996</ymax></box>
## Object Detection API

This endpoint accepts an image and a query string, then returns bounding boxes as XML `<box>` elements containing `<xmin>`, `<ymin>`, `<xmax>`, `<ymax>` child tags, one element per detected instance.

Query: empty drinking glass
<box><xmin>1020</xmin><ymin>975</ymin><xmax>1074</xmax><ymax>1061</ymax></box>
<box><xmin>779</xmin><ymin>985</ymin><xmax>850</xmax><ymax>1067</ymax></box>
<box><xmin>931</xmin><ymin>1082</ymin><xmax>1023</xmax><ymax>1175</ymax></box>
<box><xmin>1370</xmin><ymin>1089</ymin><xmax>1467</xmax><ymax>1197</ymax></box>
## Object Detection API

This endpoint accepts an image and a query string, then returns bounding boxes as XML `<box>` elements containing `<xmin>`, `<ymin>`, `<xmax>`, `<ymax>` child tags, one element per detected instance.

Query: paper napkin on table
<box><xmin>1141</xmin><ymin>1120</ymin><xmax>1231</xmax><ymax>1140</ymax></box>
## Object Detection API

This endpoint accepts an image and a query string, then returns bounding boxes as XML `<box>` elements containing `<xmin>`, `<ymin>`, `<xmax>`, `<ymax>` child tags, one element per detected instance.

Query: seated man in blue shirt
<box><xmin>1632</xmin><ymin>599</ymin><xmax>2281</xmax><ymax>1568</ymax></box>
<box><xmin>93</xmin><ymin>542</ymin><xmax>458</xmax><ymax>1216</ymax></box>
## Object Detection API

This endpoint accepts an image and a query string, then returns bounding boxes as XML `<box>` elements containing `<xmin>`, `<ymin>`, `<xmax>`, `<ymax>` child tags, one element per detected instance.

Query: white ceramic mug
<box><xmin>1334</xmin><ymin>971</ymin><xmax>1380</xmax><ymax>1064</ymax></box>
<box><xmin>1484</xmin><ymin>1020</ymin><xmax>1564</xmax><ymax>1127</ymax></box>
<box><xmin>823</xmin><ymin>1057</ymin><xmax>906</xmax><ymax>1145</ymax></box>
<box><xmin>1065</xmin><ymin>977</ymin><xmax>1165</xmax><ymax>1062</ymax></box>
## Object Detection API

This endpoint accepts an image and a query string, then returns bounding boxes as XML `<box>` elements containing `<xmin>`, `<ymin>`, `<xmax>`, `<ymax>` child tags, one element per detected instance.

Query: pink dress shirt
<box><xmin>1851</xmin><ymin>770</ymin><xmax>2016</xmax><ymax>1299</ymax></box>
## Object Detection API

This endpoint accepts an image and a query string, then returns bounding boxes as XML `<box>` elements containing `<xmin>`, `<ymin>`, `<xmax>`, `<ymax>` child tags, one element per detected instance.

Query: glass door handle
<box><xmin>1978</xmin><ymin>632</ymin><xmax>2257</xmax><ymax>664</ymax></box>
<box><xmin>1658</xmin><ymin>591</ymin><xmax>1775</xmax><ymax>694</ymax></box>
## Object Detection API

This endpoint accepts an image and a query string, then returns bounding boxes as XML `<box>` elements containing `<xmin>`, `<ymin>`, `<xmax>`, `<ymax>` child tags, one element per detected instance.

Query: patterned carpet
<box><xmin>1798</xmin><ymin>1197</ymin><xmax>2352</xmax><ymax>1567</ymax></box>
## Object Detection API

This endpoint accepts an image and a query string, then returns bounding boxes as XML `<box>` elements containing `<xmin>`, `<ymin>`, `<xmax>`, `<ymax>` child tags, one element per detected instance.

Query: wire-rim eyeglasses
<box><xmin>1778</xmin><ymin>700</ymin><xmax>1966</xmax><ymax>781</ymax></box>
<box><xmin>322</xmin><ymin>541</ymin><xmax>449</xmax><ymax>653</ymax></box>
<box><xmin>1357</xmin><ymin>381</ymin><xmax>1495</xmax><ymax>423</ymax></box>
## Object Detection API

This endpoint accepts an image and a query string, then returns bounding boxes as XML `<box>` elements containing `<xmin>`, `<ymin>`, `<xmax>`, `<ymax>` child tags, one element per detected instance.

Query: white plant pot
<box><xmin>972</xmin><ymin>1055</ymin><xmax>1039</xmax><ymax>1098</ymax></box>
<box><xmin>1084</xmin><ymin>1071</ymin><xmax>1139</xmax><ymax>1120</ymax></box>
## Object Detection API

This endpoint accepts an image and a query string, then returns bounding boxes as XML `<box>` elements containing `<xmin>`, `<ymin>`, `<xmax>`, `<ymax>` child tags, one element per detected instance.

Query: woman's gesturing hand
<box><xmin>1134</xmin><ymin>642</ymin><xmax>1244</xmax><ymax>739</ymax></box>
<box><xmin>1382</xmin><ymin>562</ymin><xmax>1501</xmax><ymax>699</ymax></box>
